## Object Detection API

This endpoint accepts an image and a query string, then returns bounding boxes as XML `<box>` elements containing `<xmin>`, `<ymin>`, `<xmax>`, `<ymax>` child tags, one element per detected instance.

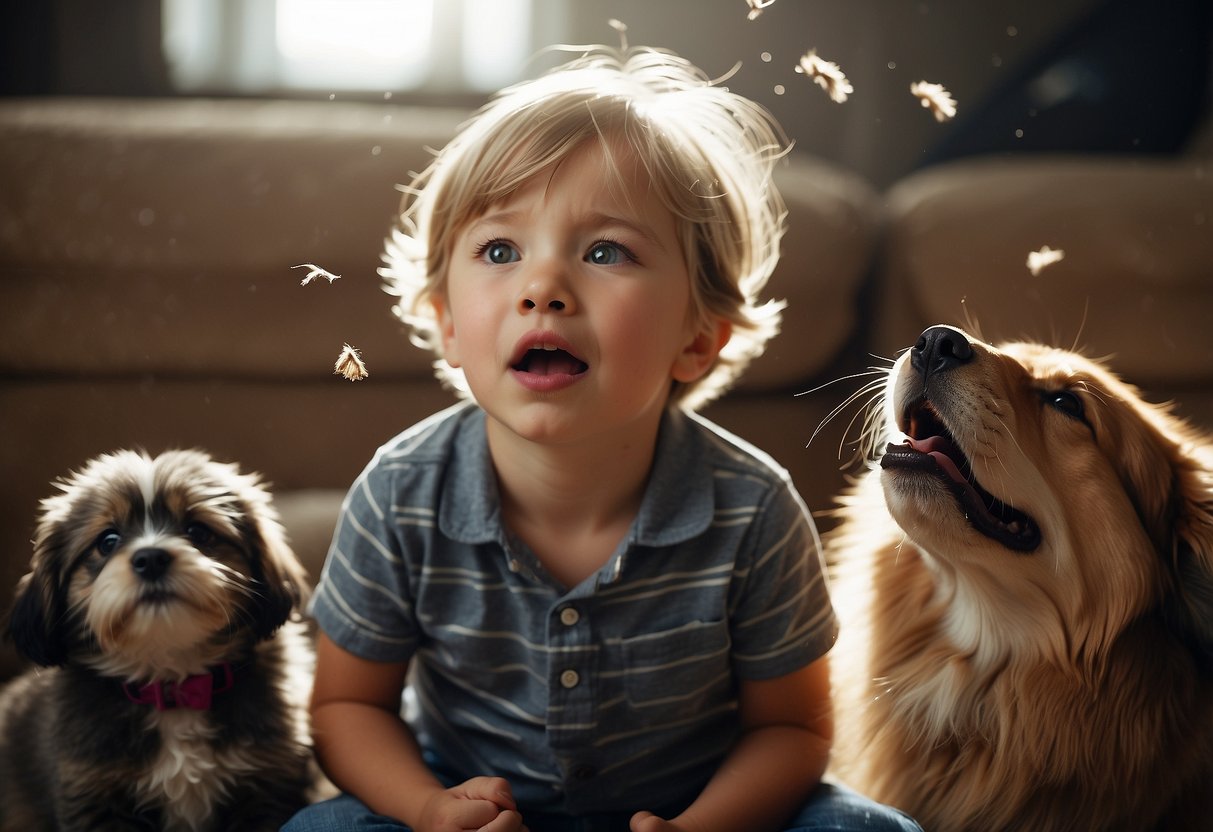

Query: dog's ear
<box><xmin>238</xmin><ymin>496</ymin><xmax>310</xmax><ymax>641</ymax></box>
<box><xmin>1167</xmin><ymin>447</ymin><xmax>1213</xmax><ymax>656</ymax></box>
<box><xmin>5</xmin><ymin>560</ymin><xmax>69</xmax><ymax>667</ymax></box>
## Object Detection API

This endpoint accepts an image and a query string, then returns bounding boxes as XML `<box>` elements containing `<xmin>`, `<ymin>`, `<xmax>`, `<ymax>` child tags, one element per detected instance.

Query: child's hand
<box><xmin>629</xmin><ymin>810</ymin><xmax>700</xmax><ymax>832</ymax></box>
<box><xmin>417</xmin><ymin>776</ymin><xmax>527</xmax><ymax>832</ymax></box>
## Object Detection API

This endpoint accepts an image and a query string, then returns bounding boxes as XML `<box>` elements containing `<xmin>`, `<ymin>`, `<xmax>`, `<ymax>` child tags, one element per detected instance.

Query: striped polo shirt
<box><xmin>310</xmin><ymin>401</ymin><xmax>838</xmax><ymax>815</ymax></box>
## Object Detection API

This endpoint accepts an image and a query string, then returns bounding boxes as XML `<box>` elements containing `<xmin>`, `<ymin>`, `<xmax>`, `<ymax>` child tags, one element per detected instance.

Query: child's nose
<box><xmin>517</xmin><ymin>278</ymin><xmax>574</xmax><ymax>315</ymax></box>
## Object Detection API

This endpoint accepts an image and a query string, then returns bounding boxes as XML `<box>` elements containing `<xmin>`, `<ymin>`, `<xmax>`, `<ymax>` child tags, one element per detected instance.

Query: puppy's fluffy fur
<box><xmin>0</xmin><ymin>449</ymin><xmax>315</xmax><ymax>831</ymax></box>
<box><xmin>828</xmin><ymin>326</ymin><xmax>1213</xmax><ymax>831</ymax></box>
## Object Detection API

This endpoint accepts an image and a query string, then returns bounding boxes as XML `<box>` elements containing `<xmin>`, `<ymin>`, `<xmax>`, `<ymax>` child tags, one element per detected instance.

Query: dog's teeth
<box><xmin>1007</xmin><ymin>521</ymin><xmax>1021</xmax><ymax>534</ymax></box>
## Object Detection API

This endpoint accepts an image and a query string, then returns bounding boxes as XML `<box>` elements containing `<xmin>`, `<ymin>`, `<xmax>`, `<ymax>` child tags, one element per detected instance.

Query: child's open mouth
<box><xmin>512</xmin><ymin>345</ymin><xmax>588</xmax><ymax>376</ymax></box>
<box><xmin>509</xmin><ymin>336</ymin><xmax>589</xmax><ymax>392</ymax></box>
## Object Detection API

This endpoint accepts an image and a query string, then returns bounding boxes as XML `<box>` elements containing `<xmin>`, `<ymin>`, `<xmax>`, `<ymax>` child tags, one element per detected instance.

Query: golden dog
<box><xmin>827</xmin><ymin>325</ymin><xmax>1213</xmax><ymax>831</ymax></box>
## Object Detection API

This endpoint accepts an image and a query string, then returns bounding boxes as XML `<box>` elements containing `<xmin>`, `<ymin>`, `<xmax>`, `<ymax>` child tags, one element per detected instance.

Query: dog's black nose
<box><xmin>911</xmin><ymin>325</ymin><xmax>973</xmax><ymax>380</ymax></box>
<box><xmin>131</xmin><ymin>547</ymin><xmax>171</xmax><ymax>581</ymax></box>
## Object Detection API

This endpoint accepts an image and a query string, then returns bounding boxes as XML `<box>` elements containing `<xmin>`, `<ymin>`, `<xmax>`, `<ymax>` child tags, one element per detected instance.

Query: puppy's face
<box><xmin>8</xmin><ymin>450</ymin><xmax>308</xmax><ymax>679</ymax></box>
<box><xmin>878</xmin><ymin>326</ymin><xmax>1213</xmax><ymax>661</ymax></box>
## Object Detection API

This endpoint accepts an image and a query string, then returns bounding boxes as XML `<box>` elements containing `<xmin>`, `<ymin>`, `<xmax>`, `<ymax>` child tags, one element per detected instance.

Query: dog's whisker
<box><xmin>807</xmin><ymin>374</ymin><xmax>888</xmax><ymax>456</ymax></box>
<box><xmin>836</xmin><ymin>387</ymin><xmax>888</xmax><ymax>464</ymax></box>
<box><xmin>795</xmin><ymin>366</ymin><xmax>887</xmax><ymax>398</ymax></box>
<box><xmin>803</xmin><ymin>373</ymin><xmax>884</xmax><ymax>426</ymax></box>
<box><xmin>891</xmin><ymin>532</ymin><xmax>911</xmax><ymax>568</ymax></box>
<box><xmin>958</xmin><ymin>303</ymin><xmax>984</xmax><ymax>343</ymax></box>
<box><xmin>824</xmin><ymin>380</ymin><xmax>884</xmax><ymax>441</ymax></box>
<box><xmin>1069</xmin><ymin>296</ymin><xmax>1091</xmax><ymax>355</ymax></box>
<box><xmin>860</xmin><ymin>392</ymin><xmax>891</xmax><ymax>456</ymax></box>
<box><xmin>1074</xmin><ymin>379</ymin><xmax>1113</xmax><ymax>412</ymax></box>
<box><xmin>989</xmin><ymin>412</ymin><xmax>1028</xmax><ymax>465</ymax></box>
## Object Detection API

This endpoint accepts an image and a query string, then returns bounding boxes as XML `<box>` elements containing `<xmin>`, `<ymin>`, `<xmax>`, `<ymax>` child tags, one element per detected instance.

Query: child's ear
<box><xmin>672</xmin><ymin>318</ymin><xmax>731</xmax><ymax>383</ymax></box>
<box><xmin>431</xmin><ymin>294</ymin><xmax>462</xmax><ymax>369</ymax></box>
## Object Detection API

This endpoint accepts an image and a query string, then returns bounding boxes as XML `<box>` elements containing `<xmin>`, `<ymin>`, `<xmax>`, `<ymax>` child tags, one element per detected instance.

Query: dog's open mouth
<box><xmin>882</xmin><ymin>398</ymin><xmax>1041</xmax><ymax>552</ymax></box>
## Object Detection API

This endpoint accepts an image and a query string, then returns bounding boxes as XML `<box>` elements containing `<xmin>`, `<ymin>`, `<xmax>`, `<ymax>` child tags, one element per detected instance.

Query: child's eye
<box><xmin>586</xmin><ymin>241</ymin><xmax>633</xmax><ymax>266</ymax></box>
<box><xmin>479</xmin><ymin>241</ymin><xmax>519</xmax><ymax>265</ymax></box>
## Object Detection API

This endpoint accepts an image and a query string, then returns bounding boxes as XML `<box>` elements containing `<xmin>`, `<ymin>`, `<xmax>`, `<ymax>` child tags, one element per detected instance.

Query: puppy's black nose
<box><xmin>131</xmin><ymin>547</ymin><xmax>171</xmax><ymax>582</ymax></box>
<box><xmin>911</xmin><ymin>325</ymin><xmax>973</xmax><ymax>381</ymax></box>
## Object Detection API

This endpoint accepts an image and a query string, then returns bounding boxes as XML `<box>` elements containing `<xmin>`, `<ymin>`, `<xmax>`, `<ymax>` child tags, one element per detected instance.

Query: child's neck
<box><xmin>486</xmin><ymin>417</ymin><xmax>660</xmax><ymax>589</ymax></box>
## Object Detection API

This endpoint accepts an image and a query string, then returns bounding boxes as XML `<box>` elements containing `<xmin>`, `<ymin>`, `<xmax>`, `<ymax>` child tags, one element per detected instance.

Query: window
<box><xmin>162</xmin><ymin>0</ymin><xmax>540</xmax><ymax>97</ymax></box>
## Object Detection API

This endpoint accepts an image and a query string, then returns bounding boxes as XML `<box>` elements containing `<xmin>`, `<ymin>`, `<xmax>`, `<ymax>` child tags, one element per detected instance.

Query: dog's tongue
<box><xmin>906</xmin><ymin>435</ymin><xmax>967</xmax><ymax>485</ymax></box>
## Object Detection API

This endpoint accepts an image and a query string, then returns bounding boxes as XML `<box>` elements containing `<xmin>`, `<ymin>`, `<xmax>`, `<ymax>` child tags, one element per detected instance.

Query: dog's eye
<box><xmin>1043</xmin><ymin>390</ymin><xmax>1085</xmax><ymax>421</ymax></box>
<box><xmin>186</xmin><ymin>522</ymin><xmax>214</xmax><ymax>547</ymax></box>
<box><xmin>96</xmin><ymin>529</ymin><xmax>122</xmax><ymax>557</ymax></box>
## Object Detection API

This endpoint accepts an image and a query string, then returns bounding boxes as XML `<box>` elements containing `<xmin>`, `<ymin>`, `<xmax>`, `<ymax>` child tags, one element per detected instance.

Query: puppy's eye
<box><xmin>96</xmin><ymin>529</ymin><xmax>122</xmax><ymax>557</ymax></box>
<box><xmin>186</xmin><ymin>522</ymin><xmax>214</xmax><ymax>547</ymax></box>
<box><xmin>1044</xmin><ymin>390</ymin><xmax>1085</xmax><ymax>421</ymax></box>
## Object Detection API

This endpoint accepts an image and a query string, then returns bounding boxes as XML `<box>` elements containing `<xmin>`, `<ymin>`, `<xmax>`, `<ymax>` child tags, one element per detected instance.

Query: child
<box><xmin>285</xmin><ymin>43</ymin><xmax>920</xmax><ymax>832</ymax></box>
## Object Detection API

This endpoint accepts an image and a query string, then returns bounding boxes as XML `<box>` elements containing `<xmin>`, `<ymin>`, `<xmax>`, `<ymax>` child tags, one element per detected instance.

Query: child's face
<box><xmin>434</xmin><ymin>139</ymin><xmax>724</xmax><ymax>446</ymax></box>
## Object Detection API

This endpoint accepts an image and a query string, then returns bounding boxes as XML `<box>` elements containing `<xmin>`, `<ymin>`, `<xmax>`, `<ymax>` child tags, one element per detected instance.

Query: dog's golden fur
<box><xmin>827</xmin><ymin>326</ymin><xmax>1213</xmax><ymax>831</ymax></box>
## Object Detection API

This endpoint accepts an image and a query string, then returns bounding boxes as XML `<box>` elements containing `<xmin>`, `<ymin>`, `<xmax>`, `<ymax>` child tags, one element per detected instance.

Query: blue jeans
<box><xmin>281</xmin><ymin>782</ymin><xmax>922</xmax><ymax>832</ymax></box>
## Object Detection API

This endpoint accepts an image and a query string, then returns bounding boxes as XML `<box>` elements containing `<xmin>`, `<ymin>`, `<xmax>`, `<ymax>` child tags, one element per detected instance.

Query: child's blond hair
<box><xmin>381</xmin><ymin>44</ymin><xmax>788</xmax><ymax>411</ymax></box>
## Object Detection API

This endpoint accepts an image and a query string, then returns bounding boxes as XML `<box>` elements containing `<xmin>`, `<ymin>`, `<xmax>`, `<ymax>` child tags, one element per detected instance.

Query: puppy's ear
<box><xmin>5</xmin><ymin>560</ymin><xmax>69</xmax><ymax>667</ymax></box>
<box><xmin>237</xmin><ymin>492</ymin><xmax>310</xmax><ymax>641</ymax></box>
<box><xmin>1167</xmin><ymin>448</ymin><xmax>1213</xmax><ymax>656</ymax></box>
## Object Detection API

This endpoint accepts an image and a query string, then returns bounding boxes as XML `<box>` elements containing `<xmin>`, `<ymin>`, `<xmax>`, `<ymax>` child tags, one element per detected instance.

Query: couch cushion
<box><xmin>873</xmin><ymin>155</ymin><xmax>1213</xmax><ymax>388</ymax></box>
<box><xmin>0</xmin><ymin>98</ymin><xmax>879</xmax><ymax>392</ymax></box>
<box><xmin>748</xmin><ymin>157</ymin><xmax>880</xmax><ymax>390</ymax></box>
<box><xmin>0</xmin><ymin>98</ymin><xmax>467</xmax><ymax>382</ymax></box>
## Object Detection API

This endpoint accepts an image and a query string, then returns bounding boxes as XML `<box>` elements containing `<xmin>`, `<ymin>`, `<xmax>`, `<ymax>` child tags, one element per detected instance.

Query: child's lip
<box><xmin>508</xmin><ymin>331</ymin><xmax>589</xmax><ymax>392</ymax></box>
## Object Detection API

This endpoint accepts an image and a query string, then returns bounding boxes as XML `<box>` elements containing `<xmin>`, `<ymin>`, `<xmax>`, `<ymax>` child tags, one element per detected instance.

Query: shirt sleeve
<box><xmin>308</xmin><ymin>454</ymin><xmax>420</xmax><ymax>663</ymax></box>
<box><xmin>727</xmin><ymin>479</ymin><xmax>838</xmax><ymax>680</ymax></box>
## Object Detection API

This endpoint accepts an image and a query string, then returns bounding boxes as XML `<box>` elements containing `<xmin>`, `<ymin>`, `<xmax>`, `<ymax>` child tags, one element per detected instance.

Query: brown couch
<box><xmin>0</xmin><ymin>97</ymin><xmax>880</xmax><ymax>678</ymax></box>
<box><xmin>2</xmin><ymin>97</ymin><xmax>1210</xmax><ymax>680</ymax></box>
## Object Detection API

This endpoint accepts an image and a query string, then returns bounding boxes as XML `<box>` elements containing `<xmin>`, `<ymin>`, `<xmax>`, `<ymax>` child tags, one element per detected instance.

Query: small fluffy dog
<box><xmin>827</xmin><ymin>325</ymin><xmax>1213</xmax><ymax>831</ymax></box>
<box><xmin>0</xmin><ymin>449</ymin><xmax>315</xmax><ymax>831</ymax></box>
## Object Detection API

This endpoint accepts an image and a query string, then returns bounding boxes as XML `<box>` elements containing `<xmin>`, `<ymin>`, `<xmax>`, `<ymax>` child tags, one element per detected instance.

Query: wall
<box><xmin>559</xmin><ymin>0</ymin><xmax>1103</xmax><ymax>187</ymax></box>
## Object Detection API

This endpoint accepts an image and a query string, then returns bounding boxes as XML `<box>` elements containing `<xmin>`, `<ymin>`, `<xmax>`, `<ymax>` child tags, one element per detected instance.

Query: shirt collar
<box><xmin>437</xmin><ymin>406</ymin><xmax>715</xmax><ymax>548</ymax></box>
<box><xmin>631</xmin><ymin>408</ymin><xmax>715</xmax><ymax>546</ymax></box>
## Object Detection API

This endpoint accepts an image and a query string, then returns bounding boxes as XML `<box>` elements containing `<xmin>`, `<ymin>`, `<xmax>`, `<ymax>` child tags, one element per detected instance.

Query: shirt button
<box><xmin>572</xmin><ymin>764</ymin><xmax>596</xmax><ymax>781</ymax></box>
<box><xmin>559</xmin><ymin>669</ymin><xmax>580</xmax><ymax>689</ymax></box>
<box><xmin>559</xmin><ymin>606</ymin><xmax>580</xmax><ymax>626</ymax></box>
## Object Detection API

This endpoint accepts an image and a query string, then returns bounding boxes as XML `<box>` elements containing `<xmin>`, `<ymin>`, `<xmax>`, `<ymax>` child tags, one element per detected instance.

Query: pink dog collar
<box><xmin>123</xmin><ymin>663</ymin><xmax>234</xmax><ymax>711</ymax></box>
